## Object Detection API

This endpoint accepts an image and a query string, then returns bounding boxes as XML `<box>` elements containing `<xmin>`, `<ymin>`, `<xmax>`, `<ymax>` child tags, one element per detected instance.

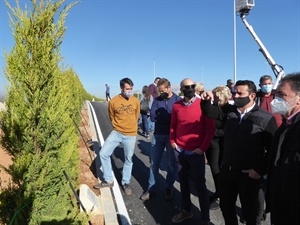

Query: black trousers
<box><xmin>178</xmin><ymin>153</ymin><xmax>210</xmax><ymax>221</ymax></box>
<box><xmin>106</xmin><ymin>92</ymin><xmax>111</xmax><ymax>101</ymax></box>
<box><xmin>219</xmin><ymin>167</ymin><xmax>262</xmax><ymax>225</ymax></box>
<box><xmin>206</xmin><ymin>137</ymin><xmax>223</xmax><ymax>197</ymax></box>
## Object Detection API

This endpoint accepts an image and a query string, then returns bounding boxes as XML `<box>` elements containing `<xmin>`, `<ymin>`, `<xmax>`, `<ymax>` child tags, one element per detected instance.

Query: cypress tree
<box><xmin>0</xmin><ymin>0</ymin><xmax>88</xmax><ymax>224</ymax></box>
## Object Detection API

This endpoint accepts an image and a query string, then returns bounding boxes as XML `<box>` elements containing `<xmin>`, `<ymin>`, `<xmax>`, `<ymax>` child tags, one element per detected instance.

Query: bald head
<box><xmin>180</xmin><ymin>78</ymin><xmax>196</xmax><ymax>100</ymax></box>
<box><xmin>180</xmin><ymin>78</ymin><xmax>194</xmax><ymax>87</ymax></box>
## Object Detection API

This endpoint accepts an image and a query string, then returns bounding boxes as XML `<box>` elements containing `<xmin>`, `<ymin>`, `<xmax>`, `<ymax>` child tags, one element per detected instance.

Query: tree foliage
<box><xmin>0</xmin><ymin>0</ymin><xmax>90</xmax><ymax>224</ymax></box>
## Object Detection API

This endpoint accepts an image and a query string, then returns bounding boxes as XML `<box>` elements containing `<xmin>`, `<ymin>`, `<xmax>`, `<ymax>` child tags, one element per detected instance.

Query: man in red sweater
<box><xmin>170</xmin><ymin>78</ymin><xmax>215</xmax><ymax>225</ymax></box>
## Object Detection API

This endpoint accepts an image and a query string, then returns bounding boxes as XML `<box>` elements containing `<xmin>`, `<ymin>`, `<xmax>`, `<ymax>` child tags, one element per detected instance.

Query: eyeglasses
<box><xmin>182</xmin><ymin>84</ymin><xmax>196</xmax><ymax>89</ymax></box>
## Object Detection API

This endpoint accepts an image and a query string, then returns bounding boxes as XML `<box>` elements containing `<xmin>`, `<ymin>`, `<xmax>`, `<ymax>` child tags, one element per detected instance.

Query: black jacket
<box><xmin>267</xmin><ymin>112</ymin><xmax>300</xmax><ymax>225</ymax></box>
<box><xmin>201</xmin><ymin>100</ymin><xmax>277</xmax><ymax>176</ymax></box>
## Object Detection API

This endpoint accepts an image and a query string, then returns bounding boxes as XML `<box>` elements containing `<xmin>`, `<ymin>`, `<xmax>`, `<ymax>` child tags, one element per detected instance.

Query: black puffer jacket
<box><xmin>267</xmin><ymin>112</ymin><xmax>300</xmax><ymax>225</ymax></box>
<box><xmin>201</xmin><ymin>100</ymin><xmax>277</xmax><ymax>176</ymax></box>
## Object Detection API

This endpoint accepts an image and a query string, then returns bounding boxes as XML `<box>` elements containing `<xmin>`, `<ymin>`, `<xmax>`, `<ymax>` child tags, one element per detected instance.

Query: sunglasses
<box><xmin>182</xmin><ymin>84</ymin><xmax>196</xmax><ymax>89</ymax></box>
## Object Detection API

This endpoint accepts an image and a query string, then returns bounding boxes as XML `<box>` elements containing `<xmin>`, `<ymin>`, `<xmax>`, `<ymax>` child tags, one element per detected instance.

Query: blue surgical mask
<box><xmin>261</xmin><ymin>84</ymin><xmax>273</xmax><ymax>93</ymax></box>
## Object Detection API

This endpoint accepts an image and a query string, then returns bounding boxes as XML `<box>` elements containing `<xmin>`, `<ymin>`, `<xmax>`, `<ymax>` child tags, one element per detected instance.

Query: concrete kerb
<box><xmin>87</xmin><ymin>101</ymin><xmax>132</xmax><ymax>225</ymax></box>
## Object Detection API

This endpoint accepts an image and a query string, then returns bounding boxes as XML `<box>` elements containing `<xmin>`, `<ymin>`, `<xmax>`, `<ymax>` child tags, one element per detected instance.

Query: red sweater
<box><xmin>170</xmin><ymin>97</ymin><xmax>215</xmax><ymax>152</ymax></box>
<box><xmin>259</xmin><ymin>94</ymin><xmax>283</xmax><ymax>127</ymax></box>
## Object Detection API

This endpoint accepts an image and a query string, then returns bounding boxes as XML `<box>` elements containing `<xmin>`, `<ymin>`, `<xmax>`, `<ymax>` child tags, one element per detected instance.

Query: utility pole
<box><xmin>153</xmin><ymin>58</ymin><xmax>156</xmax><ymax>80</ymax></box>
<box><xmin>233</xmin><ymin>0</ymin><xmax>237</xmax><ymax>83</ymax></box>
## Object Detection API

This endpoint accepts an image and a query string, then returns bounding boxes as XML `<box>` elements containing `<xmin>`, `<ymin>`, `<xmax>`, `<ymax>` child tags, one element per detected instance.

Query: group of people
<box><xmin>94</xmin><ymin>73</ymin><xmax>300</xmax><ymax>225</ymax></box>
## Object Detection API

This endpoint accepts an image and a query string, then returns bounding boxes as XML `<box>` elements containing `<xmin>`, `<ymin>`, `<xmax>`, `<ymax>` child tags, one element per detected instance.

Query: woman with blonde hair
<box><xmin>212</xmin><ymin>85</ymin><xmax>232</xmax><ymax>106</ymax></box>
<box><xmin>195</xmin><ymin>82</ymin><xmax>204</xmax><ymax>98</ymax></box>
<box><xmin>206</xmin><ymin>85</ymin><xmax>232</xmax><ymax>209</ymax></box>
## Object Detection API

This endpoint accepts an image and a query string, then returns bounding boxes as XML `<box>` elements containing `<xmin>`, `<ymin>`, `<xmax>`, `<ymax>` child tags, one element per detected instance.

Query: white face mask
<box><xmin>270</xmin><ymin>96</ymin><xmax>297</xmax><ymax>115</ymax></box>
<box><xmin>123</xmin><ymin>90</ymin><xmax>133</xmax><ymax>98</ymax></box>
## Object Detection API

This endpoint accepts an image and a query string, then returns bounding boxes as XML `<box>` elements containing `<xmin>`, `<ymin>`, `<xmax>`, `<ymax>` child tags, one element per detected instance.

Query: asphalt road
<box><xmin>91</xmin><ymin>101</ymin><xmax>271</xmax><ymax>225</ymax></box>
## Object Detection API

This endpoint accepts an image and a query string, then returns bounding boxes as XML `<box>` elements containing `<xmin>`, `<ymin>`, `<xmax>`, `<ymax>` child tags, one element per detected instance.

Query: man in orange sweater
<box><xmin>93</xmin><ymin>77</ymin><xmax>140</xmax><ymax>196</ymax></box>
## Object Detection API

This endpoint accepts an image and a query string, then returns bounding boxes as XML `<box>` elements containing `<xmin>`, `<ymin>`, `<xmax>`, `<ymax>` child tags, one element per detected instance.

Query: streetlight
<box><xmin>233</xmin><ymin>0</ymin><xmax>237</xmax><ymax>83</ymax></box>
<box><xmin>153</xmin><ymin>58</ymin><xmax>156</xmax><ymax>80</ymax></box>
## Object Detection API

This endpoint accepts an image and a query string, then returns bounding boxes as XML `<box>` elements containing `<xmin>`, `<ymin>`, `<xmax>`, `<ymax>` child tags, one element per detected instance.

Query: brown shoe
<box><xmin>140</xmin><ymin>190</ymin><xmax>156</xmax><ymax>200</ymax></box>
<box><xmin>93</xmin><ymin>181</ymin><xmax>114</xmax><ymax>189</ymax></box>
<box><xmin>123</xmin><ymin>183</ymin><xmax>132</xmax><ymax>195</ymax></box>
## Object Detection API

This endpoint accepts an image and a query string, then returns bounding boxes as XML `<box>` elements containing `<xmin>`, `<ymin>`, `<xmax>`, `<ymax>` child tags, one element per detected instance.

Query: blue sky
<box><xmin>1</xmin><ymin>0</ymin><xmax>300</xmax><ymax>99</ymax></box>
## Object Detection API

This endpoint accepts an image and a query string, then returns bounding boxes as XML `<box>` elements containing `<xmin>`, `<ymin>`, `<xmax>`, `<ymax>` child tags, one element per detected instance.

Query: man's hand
<box><xmin>200</xmin><ymin>91</ymin><xmax>214</xmax><ymax>101</ymax></box>
<box><xmin>192</xmin><ymin>148</ymin><xmax>204</xmax><ymax>155</ymax></box>
<box><xmin>171</xmin><ymin>143</ymin><xmax>178</xmax><ymax>150</ymax></box>
<box><xmin>242</xmin><ymin>169</ymin><xmax>261</xmax><ymax>179</ymax></box>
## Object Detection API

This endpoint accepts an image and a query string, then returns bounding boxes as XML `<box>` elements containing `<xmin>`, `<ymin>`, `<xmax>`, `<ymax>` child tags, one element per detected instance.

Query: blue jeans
<box><xmin>141</xmin><ymin>114</ymin><xmax>149</xmax><ymax>135</ymax></box>
<box><xmin>148</xmin><ymin>134</ymin><xmax>177</xmax><ymax>191</ymax></box>
<box><xmin>148</xmin><ymin>119</ymin><xmax>155</xmax><ymax>132</ymax></box>
<box><xmin>100</xmin><ymin>130</ymin><xmax>137</xmax><ymax>185</ymax></box>
<box><xmin>178</xmin><ymin>152</ymin><xmax>210</xmax><ymax>221</ymax></box>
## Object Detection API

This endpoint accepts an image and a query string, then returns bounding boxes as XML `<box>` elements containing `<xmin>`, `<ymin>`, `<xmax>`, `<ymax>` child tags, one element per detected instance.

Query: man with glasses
<box><xmin>201</xmin><ymin>80</ymin><xmax>277</xmax><ymax>225</ymax></box>
<box><xmin>267</xmin><ymin>72</ymin><xmax>300</xmax><ymax>225</ymax></box>
<box><xmin>140</xmin><ymin>78</ymin><xmax>182</xmax><ymax>201</ymax></box>
<box><xmin>170</xmin><ymin>78</ymin><xmax>215</xmax><ymax>225</ymax></box>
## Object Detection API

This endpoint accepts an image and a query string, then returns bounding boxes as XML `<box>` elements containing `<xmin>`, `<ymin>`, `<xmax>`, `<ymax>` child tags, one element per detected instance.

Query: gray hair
<box><xmin>259</xmin><ymin>75</ymin><xmax>272</xmax><ymax>84</ymax></box>
<box><xmin>279</xmin><ymin>72</ymin><xmax>300</xmax><ymax>95</ymax></box>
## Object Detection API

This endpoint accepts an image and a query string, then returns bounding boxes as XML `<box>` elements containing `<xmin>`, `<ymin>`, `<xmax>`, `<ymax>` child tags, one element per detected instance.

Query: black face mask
<box><xmin>213</xmin><ymin>100</ymin><xmax>219</xmax><ymax>105</ymax></box>
<box><xmin>182</xmin><ymin>88</ymin><xmax>195</xmax><ymax>99</ymax></box>
<box><xmin>234</xmin><ymin>96</ymin><xmax>250</xmax><ymax>108</ymax></box>
<box><xmin>160</xmin><ymin>92</ymin><xmax>168</xmax><ymax>99</ymax></box>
